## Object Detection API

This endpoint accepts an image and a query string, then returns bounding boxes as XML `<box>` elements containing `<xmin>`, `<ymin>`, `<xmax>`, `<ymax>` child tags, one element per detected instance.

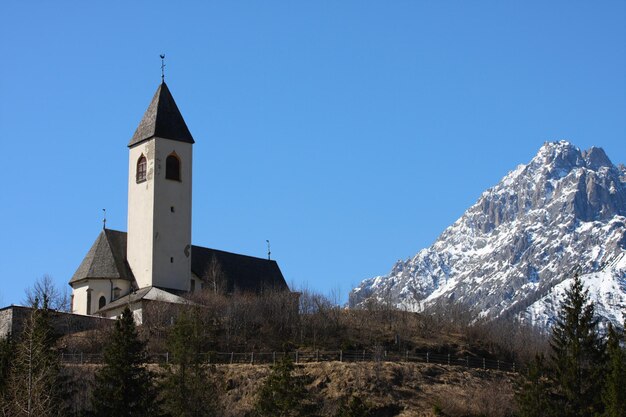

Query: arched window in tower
<box><xmin>98</xmin><ymin>296</ymin><xmax>106</xmax><ymax>310</ymax></box>
<box><xmin>136</xmin><ymin>155</ymin><xmax>147</xmax><ymax>183</ymax></box>
<box><xmin>166</xmin><ymin>153</ymin><xmax>181</xmax><ymax>181</ymax></box>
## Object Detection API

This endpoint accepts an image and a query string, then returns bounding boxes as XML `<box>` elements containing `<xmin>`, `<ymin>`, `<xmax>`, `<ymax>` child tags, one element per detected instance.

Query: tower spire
<box><xmin>129</xmin><ymin>82</ymin><xmax>194</xmax><ymax>147</ymax></box>
<box><xmin>160</xmin><ymin>54</ymin><xmax>166</xmax><ymax>82</ymax></box>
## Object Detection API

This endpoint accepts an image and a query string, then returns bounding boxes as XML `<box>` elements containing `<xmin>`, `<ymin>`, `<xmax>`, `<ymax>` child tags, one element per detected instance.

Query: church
<box><xmin>69</xmin><ymin>81</ymin><xmax>289</xmax><ymax>323</ymax></box>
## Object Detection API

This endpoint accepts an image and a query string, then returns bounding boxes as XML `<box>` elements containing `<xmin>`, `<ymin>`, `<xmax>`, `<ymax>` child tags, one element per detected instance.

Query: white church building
<box><xmin>69</xmin><ymin>82</ymin><xmax>289</xmax><ymax>322</ymax></box>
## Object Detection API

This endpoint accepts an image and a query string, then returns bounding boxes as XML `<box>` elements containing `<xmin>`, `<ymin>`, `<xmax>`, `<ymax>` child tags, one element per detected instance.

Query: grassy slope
<box><xmin>217</xmin><ymin>361</ymin><xmax>516</xmax><ymax>417</ymax></box>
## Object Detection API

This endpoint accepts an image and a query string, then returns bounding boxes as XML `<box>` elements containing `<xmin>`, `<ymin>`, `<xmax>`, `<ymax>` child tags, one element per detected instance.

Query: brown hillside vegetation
<box><xmin>7</xmin><ymin>278</ymin><xmax>622</xmax><ymax>416</ymax></box>
<box><xmin>53</xmin><ymin>290</ymin><xmax>544</xmax><ymax>416</ymax></box>
<box><xmin>60</xmin><ymin>289</ymin><xmax>548</xmax><ymax>366</ymax></box>
<box><xmin>62</xmin><ymin>361</ymin><xmax>516</xmax><ymax>417</ymax></box>
<box><xmin>217</xmin><ymin>362</ymin><xmax>516</xmax><ymax>417</ymax></box>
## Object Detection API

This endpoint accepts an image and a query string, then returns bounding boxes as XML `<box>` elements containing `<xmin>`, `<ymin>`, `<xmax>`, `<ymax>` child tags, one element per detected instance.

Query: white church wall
<box><xmin>71</xmin><ymin>280</ymin><xmax>108</xmax><ymax>315</ymax></box>
<box><xmin>127</xmin><ymin>140</ymin><xmax>156</xmax><ymax>289</ymax></box>
<box><xmin>71</xmin><ymin>279</ymin><xmax>132</xmax><ymax>315</ymax></box>
<box><xmin>105</xmin><ymin>301</ymin><xmax>144</xmax><ymax>325</ymax></box>
<box><xmin>191</xmin><ymin>272</ymin><xmax>202</xmax><ymax>292</ymax></box>
<box><xmin>151</xmin><ymin>138</ymin><xmax>193</xmax><ymax>291</ymax></box>
<box><xmin>128</xmin><ymin>137</ymin><xmax>192</xmax><ymax>292</ymax></box>
<box><xmin>71</xmin><ymin>281</ymin><xmax>89</xmax><ymax>315</ymax></box>
<box><xmin>111</xmin><ymin>279</ymin><xmax>133</xmax><ymax>301</ymax></box>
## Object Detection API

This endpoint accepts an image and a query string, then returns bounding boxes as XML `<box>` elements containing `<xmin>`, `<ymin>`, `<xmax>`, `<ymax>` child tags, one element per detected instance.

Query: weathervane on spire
<box><xmin>266</xmin><ymin>240</ymin><xmax>271</xmax><ymax>260</ymax></box>
<box><xmin>102</xmin><ymin>208</ymin><xmax>107</xmax><ymax>230</ymax></box>
<box><xmin>160</xmin><ymin>54</ymin><xmax>166</xmax><ymax>82</ymax></box>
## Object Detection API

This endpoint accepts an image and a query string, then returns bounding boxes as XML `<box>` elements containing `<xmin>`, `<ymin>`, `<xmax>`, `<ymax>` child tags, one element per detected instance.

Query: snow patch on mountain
<box><xmin>350</xmin><ymin>141</ymin><xmax>626</xmax><ymax>329</ymax></box>
<box><xmin>525</xmin><ymin>254</ymin><xmax>626</xmax><ymax>329</ymax></box>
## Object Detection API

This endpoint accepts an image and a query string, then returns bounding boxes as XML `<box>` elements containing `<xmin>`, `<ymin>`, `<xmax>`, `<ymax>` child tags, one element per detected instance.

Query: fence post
<box><xmin>340</xmin><ymin>350</ymin><xmax>343</xmax><ymax>362</ymax></box>
<box><xmin>497</xmin><ymin>360</ymin><xmax>500</xmax><ymax>371</ymax></box>
<box><xmin>483</xmin><ymin>357</ymin><xmax>486</xmax><ymax>370</ymax></box>
<box><xmin>230</xmin><ymin>352</ymin><xmax>234</xmax><ymax>364</ymax></box>
<box><xmin>316</xmin><ymin>350</ymin><xmax>319</xmax><ymax>362</ymax></box>
<box><xmin>251</xmin><ymin>352</ymin><xmax>254</xmax><ymax>365</ymax></box>
<box><xmin>363</xmin><ymin>350</ymin><xmax>366</xmax><ymax>362</ymax></box>
<box><xmin>513</xmin><ymin>362</ymin><xmax>516</xmax><ymax>372</ymax></box>
<box><xmin>273</xmin><ymin>352</ymin><xmax>276</xmax><ymax>365</ymax></box>
<box><xmin>166</xmin><ymin>352</ymin><xmax>169</xmax><ymax>364</ymax></box>
<box><xmin>295</xmin><ymin>351</ymin><xmax>299</xmax><ymax>364</ymax></box>
<box><xmin>447</xmin><ymin>354</ymin><xmax>450</xmax><ymax>366</ymax></box>
<box><xmin>426</xmin><ymin>352</ymin><xmax>429</xmax><ymax>363</ymax></box>
<box><xmin>405</xmin><ymin>350</ymin><xmax>408</xmax><ymax>362</ymax></box>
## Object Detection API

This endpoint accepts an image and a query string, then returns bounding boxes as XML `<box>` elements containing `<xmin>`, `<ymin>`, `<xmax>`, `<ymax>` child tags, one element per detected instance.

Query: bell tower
<box><xmin>127</xmin><ymin>82</ymin><xmax>194</xmax><ymax>291</ymax></box>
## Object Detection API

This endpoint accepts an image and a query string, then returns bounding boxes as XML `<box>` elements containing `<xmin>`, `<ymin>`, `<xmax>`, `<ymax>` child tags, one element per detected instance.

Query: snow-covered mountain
<box><xmin>350</xmin><ymin>141</ymin><xmax>626</xmax><ymax>328</ymax></box>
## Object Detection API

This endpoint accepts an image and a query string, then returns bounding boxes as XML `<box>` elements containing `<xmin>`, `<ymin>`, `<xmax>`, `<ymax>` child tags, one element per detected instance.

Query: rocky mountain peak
<box><xmin>528</xmin><ymin>141</ymin><xmax>584</xmax><ymax>179</ymax></box>
<box><xmin>619</xmin><ymin>164</ymin><xmax>626</xmax><ymax>183</ymax></box>
<box><xmin>583</xmin><ymin>146</ymin><xmax>613</xmax><ymax>170</ymax></box>
<box><xmin>350</xmin><ymin>141</ymin><xmax>626</xmax><ymax>329</ymax></box>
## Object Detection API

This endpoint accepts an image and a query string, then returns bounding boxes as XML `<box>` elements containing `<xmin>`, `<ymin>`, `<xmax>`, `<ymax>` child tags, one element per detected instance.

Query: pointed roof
<box><xmin>69</xmin><ymin>229</ymin><xmax>134</xmax><ymax>284</ymax></box>
<box><xmin>128</xmin><ymin>82</ymin><xmax>194</xmax><ymax>147</ymax></box>
<box><xmin>69</xmin><ymin>230</ymin><xmax>289</xmax><ymax>292</ymax></box>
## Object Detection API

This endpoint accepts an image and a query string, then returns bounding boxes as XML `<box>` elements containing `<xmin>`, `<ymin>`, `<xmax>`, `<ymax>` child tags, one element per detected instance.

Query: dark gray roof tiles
<box><xmin>70</xmin><ymin>230</ymin><xmax>289</xmax><ymax>293</ymax></box>
<box><xmin>69</xmin><ymin>229</ymin><xmax>135</xmax><ymax>284</ymax></box>
<box><xmin>191</xmin><ymin>246</ymin><xmax>288</xmax><ymax>293</ymax></box>
<box><xmin>128</xmin><ymin>82</ymin><xmax>194</xmax><ymax>147</ymax></box>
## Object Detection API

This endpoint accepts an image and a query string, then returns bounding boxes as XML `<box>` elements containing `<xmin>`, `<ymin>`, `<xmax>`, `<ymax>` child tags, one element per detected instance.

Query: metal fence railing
<box><xmin>60</xmin><ymin>350</ymin><xmax>517</xmax><ymax>372</ymax></box>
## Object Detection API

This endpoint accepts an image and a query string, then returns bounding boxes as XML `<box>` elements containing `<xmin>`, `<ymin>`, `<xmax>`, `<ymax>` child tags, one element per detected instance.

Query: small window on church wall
<box><xmin>166</xmin><ymin>154</ymin><xmax>181</xmax><ymax>181</ymax></box>
<box><xmin>136</xmin><ymin>155</ymin><xmax>147</xmax><ymax>183</ymax></box>
<box><xmin>98</xmin><ymin>296</ymin><xmax>106</xmax><ymax>310</ymax></box>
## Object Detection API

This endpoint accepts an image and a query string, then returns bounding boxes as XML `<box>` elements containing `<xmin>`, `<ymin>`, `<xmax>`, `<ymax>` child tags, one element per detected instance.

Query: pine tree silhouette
<box><xmin>334</xmin><ymin>395</ymin><xmax>373</xmax><ymax>417</ymax></box>
<box><xmin>161</xmin><ymin>308</ymin><xmax>219</xmax><ymax>417</ymax></box>
<box><xmin>549</xmin><ymin>273</ymin><xmax>605</xmax><ymax>417</ymax></box>
<box><xmin>516</xmin><ymin>354</ymin><xmax>552</xmax><ymax>417</ymax></box>
<box><xmin>601</xmin><ymin>323</ymin><xmax>626</xmax><ymax>417</ymax></box>
<box><xmin>91</xmin><ymin>307</ymin><xmax>159</xmax><ymax>417</ymax></box>
<box><xmin>254</xmin><ymin>355</ymin><xmax>316</xmax><ymax>417</ymax></box>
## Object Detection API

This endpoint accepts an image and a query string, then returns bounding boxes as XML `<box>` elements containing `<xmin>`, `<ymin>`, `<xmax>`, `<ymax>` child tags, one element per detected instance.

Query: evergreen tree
<box><xmin>601</xmin><ymin>323</ymin><xmax>626</xmax><ymax>417</ymax></box>
<box><xmin>3</xmin><ymin>297</ymin><xmax>65</xmax><ymax>417</ymax></box>
<box><xmin>91</xmin><ymin>307</ymin><xmax>159</xmax><ymax>417</ymax></box>
<box><xmin>549</xmin><ymin>273</ymin><xmax>605</xmax><ymax>417</ymax></box>
<box><xmin>516</xmin><ymin>354</ymin><xmax>552</xmax><ymax>417</ymax></box>
<box><xmin>0</xmin><ymin>335</ymin><xmax>15</xmax><ymax>402</ymax></box>
<box><xmin>254</xmin><ymin>356</ymin><xmax>316</xmax><ymax>417</ymax></box>
<box><xmin>160</xmin><ymin>308</ymin><xmax>219</xmax><ymax>417</ymax></box>
<box><xmin>334</xmin><ymin>395</ymin><xmax>373</xmax><ymax>417</ymax></box>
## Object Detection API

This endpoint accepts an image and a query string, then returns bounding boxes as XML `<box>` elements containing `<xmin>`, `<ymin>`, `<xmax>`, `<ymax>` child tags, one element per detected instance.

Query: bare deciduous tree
<box><xmin>206</xmin><ymin>255</ymin><xmax>226</xmax><ymax>295</ymax></box>
<box><xmin>23</xmin><ymin>275</ymin><xmax>70</xmax><ymax>312</ymax></box>
<box><xmin>5</xmin><ymin>305</ymin><xmax>64</xmax><ymax>417</ymax></box>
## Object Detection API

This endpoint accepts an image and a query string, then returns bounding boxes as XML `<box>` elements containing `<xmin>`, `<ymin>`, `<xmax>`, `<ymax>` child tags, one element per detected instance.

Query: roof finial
<box><xmin>160</xmin><ymin>54</ymin><xmax>166</xmax><ymax>82</ymax></box>
<box><xmin>102</xmin><ymin>208</ymin><xmax>107</xmax><ymax>230</ymax></box>
<box><xmin>266</xmin><ymin>239</ymin><xmax>271</xmax><ymax>260</ymax></box>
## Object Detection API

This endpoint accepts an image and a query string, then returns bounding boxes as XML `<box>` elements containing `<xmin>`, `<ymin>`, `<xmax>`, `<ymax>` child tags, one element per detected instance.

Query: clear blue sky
<box><xmin>1</xmin><ymin>1</ymin><xmax>624</xmax><ymax>306</ymax></box>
